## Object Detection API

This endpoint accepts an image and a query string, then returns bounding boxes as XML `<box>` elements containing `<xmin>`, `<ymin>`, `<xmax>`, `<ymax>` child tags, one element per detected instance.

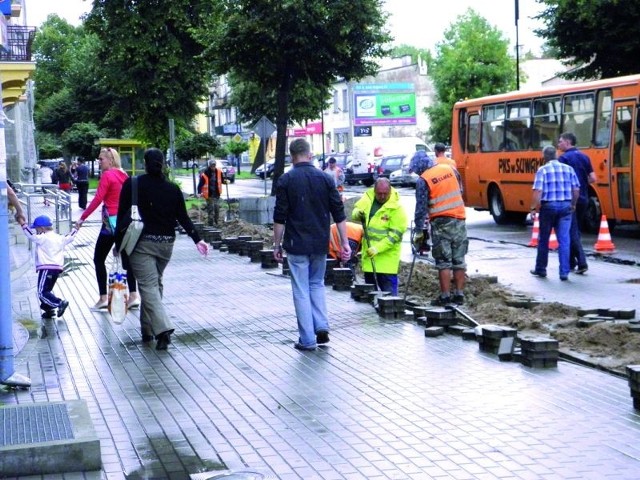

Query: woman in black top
<box><xmin>116</xmin><ymin>148</ymin><xmax>209</xmax><ymax>350</ymax></box>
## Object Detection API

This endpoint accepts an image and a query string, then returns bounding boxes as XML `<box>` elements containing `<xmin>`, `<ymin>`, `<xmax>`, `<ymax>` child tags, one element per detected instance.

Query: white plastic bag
<box><xmin>108</xmin><ymin>256</ymin><xmax>128</xmax><ymax>324</ymax></box>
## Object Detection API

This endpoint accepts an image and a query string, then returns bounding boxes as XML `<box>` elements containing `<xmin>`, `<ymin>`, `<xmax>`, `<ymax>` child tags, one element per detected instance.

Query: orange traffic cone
<box><xmin>594</xmin><ymin>215</ymin><xmax>616</xmax><ymax>253</ymax></box>
<box><xmin>548</xmin><ymin>228</ymin><xmax>559</xmax><ymax>250</ymax></box>
<box><xmin>528</xmin><ymin>213</ymin><xmax>539</xmax><ymax>247</ymax></box>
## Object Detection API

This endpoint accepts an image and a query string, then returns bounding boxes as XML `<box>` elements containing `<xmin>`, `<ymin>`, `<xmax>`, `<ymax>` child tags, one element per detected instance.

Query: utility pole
<box><xmin>515</xmin><ymin>0</ymin><xmax>520</xmax><ymax>90</ymax></box>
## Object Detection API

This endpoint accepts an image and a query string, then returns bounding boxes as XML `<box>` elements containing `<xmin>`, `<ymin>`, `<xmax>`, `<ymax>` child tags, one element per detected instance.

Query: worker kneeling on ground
<box><xmin>328</xmin><ymin>221</ymin><xmax>364</xmax><ymax>280</ymax></box>
<box><xmin>410</xmin><ymin>150</ymin><xmax>468</xmax><ymax>306</ymax></box>
<box><xmin>352</xmin><ymin>178</ymin><xmax>407</xmax><ymax>295</ymax></box>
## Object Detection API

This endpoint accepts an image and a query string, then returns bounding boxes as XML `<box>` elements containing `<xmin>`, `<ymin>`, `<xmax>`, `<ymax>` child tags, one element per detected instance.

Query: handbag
<box><xmin>120</xmin><ymin>176</ymin><xmax>144</xmax><ymax>256</ymax></box>
<box><xmin>108</xmin><ymin>256</ymin><xmax>128</xmax><ymax>325</ymax></box>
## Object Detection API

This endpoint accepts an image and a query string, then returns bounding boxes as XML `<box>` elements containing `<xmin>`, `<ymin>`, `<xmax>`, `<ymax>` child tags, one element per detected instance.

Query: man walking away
<box><xmin>558</xmin><ymin>132</ymin><xmax>595</xmax><ymax>274</ymax></box>
<box><xmin>530</xmin><ymin>145</ymin><xmax>580</xmax><ymax>281</ymax></box>
<box><xmin>273</xmin><ymin>139</ymin><xmax>351</xmax><ymax>351</ymax></box>
<box><xmin>75</xmin><ymin>158</ymin><xmax>90</xmax><ymax>209</ymax></box>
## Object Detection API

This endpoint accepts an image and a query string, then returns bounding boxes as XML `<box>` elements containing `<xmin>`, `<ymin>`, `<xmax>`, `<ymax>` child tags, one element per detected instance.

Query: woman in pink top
<box><xmin>76</xmin><ymin>148</ymin><xmax>139</xmax><ymax>310</ymax></box>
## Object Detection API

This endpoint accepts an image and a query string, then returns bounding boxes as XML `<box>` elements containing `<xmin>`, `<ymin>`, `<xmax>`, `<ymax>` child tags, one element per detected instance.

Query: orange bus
<box><xmin>451</xmin><ymin>74</ymin><xmax>640</xmax><ymax>232</ymax></box>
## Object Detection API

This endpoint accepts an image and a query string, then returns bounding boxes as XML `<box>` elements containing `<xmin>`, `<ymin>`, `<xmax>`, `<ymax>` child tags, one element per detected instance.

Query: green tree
<box><xmin>202</xmin><ymin>0</ymin><xmax>390</xmax><ymax>193</ymax></box>
<box><xmin>175</xmin><ymin>133</ymin><xmax>220</xmax><ymax>163</ymax></box>
<box><xmin>60</xmin><ymin>122</ymin><xmax>104</xmax><ymax>160</ymax></box>
<box><xmin>535</xmin><ymin>0</ymin><xmax>640</xmax><ymax>80</ymax></box>
<box><xmin>427</xmin><ymin>9</ymin><xmax>517</xmax><ymax>143</ymax></box>
<box><xmin>390</xmin><ymin>44</ymin><xmax>432</xmax><ymax>66</ymax></box>
<box><xmin>35</xmin><ymin>132</ymin><xmax>63</xmax><ymax>160</ymax></box>
<box><xmin>85</xmin><ymin>1</ymin><xmax>218</xmax><ymax>148</ymax></box>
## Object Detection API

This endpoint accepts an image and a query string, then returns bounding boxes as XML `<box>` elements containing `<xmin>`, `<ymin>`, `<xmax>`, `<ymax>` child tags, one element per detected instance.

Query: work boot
<box><xmin>452</xmin><ymin>293</ymin><xmax>464</xmax><ymax>305</ymax></box>
<box><xmin>430</xmin><ymin>295</ymin><xmax>451</xmax><ymax>306</ymax></box>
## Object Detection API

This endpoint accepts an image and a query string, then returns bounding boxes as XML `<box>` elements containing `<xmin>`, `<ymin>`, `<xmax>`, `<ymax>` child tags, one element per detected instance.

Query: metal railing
<box><xmin>12</xmin><ymin>183</ymin><xmax>74</xmax><ymax>238</ymax></box>
<box><xmin>0</xmin><ymin>26</ymin><xmax>37</xmax><ymax>62</ymax></box>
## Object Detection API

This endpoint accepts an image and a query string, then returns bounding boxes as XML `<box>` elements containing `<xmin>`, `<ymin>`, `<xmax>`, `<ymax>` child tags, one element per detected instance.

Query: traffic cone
<box><xmin>594</xmin><ymin>215</ymin><xmax>616</xmax><ymax>253</ymax></box>
<box><xmin>548</xmin><ymin>228</ymin><xmax>559</xmax><ymax>250</ymax></box>
<box><xmin>528</xmin><ymin>213</ymin><xmax>539</xmax><ymax>247</ymax></box>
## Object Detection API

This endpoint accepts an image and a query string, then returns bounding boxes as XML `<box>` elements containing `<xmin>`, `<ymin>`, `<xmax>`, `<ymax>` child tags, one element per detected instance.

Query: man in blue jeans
<box><xmin>530</xmin><ymin>145</ymin><xmax>580</xmax><ymax>281</ymax></box>
<box><xmin>273</xmin><ymin>138</ymin><xmax>351</xmax><ymax>351</ymax></box>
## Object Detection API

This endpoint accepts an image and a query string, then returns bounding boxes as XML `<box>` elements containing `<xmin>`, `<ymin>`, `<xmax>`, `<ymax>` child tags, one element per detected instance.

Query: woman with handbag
<box><xmin>76</xmin><ymin>147</ymin><xmax>140</xmax><ymax>310</ymax></box>
<box><xmin>115</xmin><ymin>148</ymin><xmax>209</xmax><ymax>350</ymax></box>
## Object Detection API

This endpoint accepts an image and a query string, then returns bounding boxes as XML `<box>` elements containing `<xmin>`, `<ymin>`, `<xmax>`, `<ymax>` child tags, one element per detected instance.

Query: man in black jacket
<box><xmin>273</xmin><ymin>139</ymin><xmax>351</xmax><ymax>351</ymax></box>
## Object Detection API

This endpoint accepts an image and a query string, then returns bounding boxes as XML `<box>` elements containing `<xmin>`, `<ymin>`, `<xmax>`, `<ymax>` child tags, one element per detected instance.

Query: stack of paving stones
<box><xmin>368</xmin><ymin>290</ymin><xmax>389</xmax><ymax>306</ymax></box>
<box><xmin>376</xmin><ymin>296</ymin><xmax>405</xmax><ymax>319</ymax></box>
<box><xmin>577</xmin><ymin>307</ymin><xmax>637</xmax><ymax>330</ymax></box>
<box><xmin>350</xmin><ymin>283</ymin><xmax>375</xmax><ymax>302</ymax></box>
<box><xmin>324</xmin><ymin>258</ymin><xmax>338</xmax><ymax>285</ymax></box>
<box><xmin>332</xmin><ymin>267</ymin><xmax>353</xmax><ymax>291</ymax></box>
<box><xmin>518</xmin><ymin>337</ymin><xmax>559</xmax><ymax>368</ymax></box>
<box><xmin>247</xmin><ymin>240</ymin><xmax>265</xmax><ymax>262</ymax></box>
<box><xmin>422</xmin><ymin>307</ymin><xmax>458</xmax><ymax>337</ymax></box>
<box><xmin>226</xmin><ymin>236</ymin><xmax>241</xmax><ymax>254</ymax></box>
<box><xmin>626</xmin><ymin>365</ymin><xmax>640</xmax><ymax>410</ymax></box>
<box><xmin>260</xmin><ymin>249</ymin><xmax>278</xmax><ymax>269</ymax></box>
<box><xmin>203</xmin><ymin>227</ymin><xmax>222</xmax><ymax>245</ymax></box>
<box><xmin>236</xmin><ymin>235</ymin><xmax>253</xmax><ymax>256</ymax></box>
<box><xmin>477</xmin><ymin>325</ymin><xmax>518</xmax><ymax>355</ymax></box>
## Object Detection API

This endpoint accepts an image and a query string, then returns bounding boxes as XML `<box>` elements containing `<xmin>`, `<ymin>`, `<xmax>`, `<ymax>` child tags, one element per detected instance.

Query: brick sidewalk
<box><xmin>4</xmin><ymin>220</ymin><xmax>640</xmax><ymax>479</ymax></box>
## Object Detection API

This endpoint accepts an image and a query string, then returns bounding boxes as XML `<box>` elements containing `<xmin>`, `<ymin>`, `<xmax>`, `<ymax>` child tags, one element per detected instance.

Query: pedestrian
<box><xmin>76</xmin><ymin>147</ymin><xmax>140</xmax><ymax>310</ymax></box>
<box><xmin>328</xmin><ymin>221</ymin><xmax>363</xmax><ymax>279</ymax></box>
<box><xmin>197</xmin><ymin>159</ymin><xmax>222</xmax><ymax>226</ymax></box>
<box><xmin>53</xmin><ymin>161</ymin><xmax>73</xmax><ymax>218</ymax></box>
<box><xmin>37</xmin><ymin>161</ymin><xmax>54</xmax><ymax>206</ymax></box>
<box><xmin>434</xmin><ymin>142</ymin><xmax>457</xmax><ymax>168</ymax></box>
<box><xmin>273</xmin><ymin>138</ymin><xmax>351</xmax><ymax>351</ymax></box>
<box><xmin>324</xmin><ymin>156</ymin><xmax>345</xmax><ymax>194</ymax></box>
<box><xmin>74</xmin><ymin>158</ymin><xmax>90</xmax><ymax>209</ymax></box>
<box><xmin>19</xmin><ymin>215</ymin><xmax>77</xmax><ymax>319</ymax></box>
<box><xmin>558</xmin><ymin>132</ymin><xmax>595</xmax><ymax>274</ymax></box>
<box><xmin>352</xmin><ymin>177</ymin><xmax>407</xmax><ymax>295</ymax></box>
<box><xmin>411</xmin><ymin>150</ymin><xmax>468</xmax><ymax>305</ymax></box>
<box><xmin>116</xmin><ymin>148</ymin><xmax>210</xmax><ymax>350</ymax></box>
<box><xmin>530</xmin><ymin>145</ymin><xmax>580</xmax><ymax>281</ymax></box>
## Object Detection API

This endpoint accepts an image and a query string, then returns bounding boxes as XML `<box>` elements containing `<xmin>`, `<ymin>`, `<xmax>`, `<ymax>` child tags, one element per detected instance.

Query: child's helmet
<box><xmin>31</xmin><ymin>215</ymin><xmax>53</xmax><ymax>228</ymax></box>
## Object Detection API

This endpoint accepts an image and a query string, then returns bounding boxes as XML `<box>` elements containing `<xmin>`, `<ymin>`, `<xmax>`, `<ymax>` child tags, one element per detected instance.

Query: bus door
<box><xmin>609</xmin><ymin>102</ymin><xmax>637</xmax><ymax>222</ymax></box>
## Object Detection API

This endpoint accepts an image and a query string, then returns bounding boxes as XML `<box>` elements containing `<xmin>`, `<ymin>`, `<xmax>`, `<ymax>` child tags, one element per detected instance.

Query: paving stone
<box><xmin>424</xmin><ymin>326</ymin><xmax>444</xmax><ymax>337</ymax></box>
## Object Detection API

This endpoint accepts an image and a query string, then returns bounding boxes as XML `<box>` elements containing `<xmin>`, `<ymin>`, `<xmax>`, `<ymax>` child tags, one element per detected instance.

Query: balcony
<box><xmin>0</xmin><ymin>25</ymin><xmax>36</xmax><ymax>62</ymax></box>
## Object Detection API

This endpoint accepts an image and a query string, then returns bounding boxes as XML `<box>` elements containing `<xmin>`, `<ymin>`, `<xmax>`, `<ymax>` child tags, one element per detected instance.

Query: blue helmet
<box><xmin>409</xmin><ymin>150</ymin><xmax>435</xmax><ymax>176</ymax></box>
<box><xmin>31</xmin><ymin>215</ymin><xmax>52</xmax><ymax>228</ymax></box>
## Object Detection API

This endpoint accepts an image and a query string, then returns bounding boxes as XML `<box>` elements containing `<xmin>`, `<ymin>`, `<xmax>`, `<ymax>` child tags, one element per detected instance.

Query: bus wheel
<box><xmin>583</xmin><ymin>196</ymin><xmax>602</xmax><ymax>233</ymax></box>
<box><xmin>488</xmin><ymin>186</ymin><xmax>509</xmax><ymax>225</ymax></box>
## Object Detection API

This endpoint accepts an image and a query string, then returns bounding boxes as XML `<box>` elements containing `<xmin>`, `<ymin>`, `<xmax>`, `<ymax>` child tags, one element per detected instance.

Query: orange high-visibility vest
<box><xmin>328</xmin><ymin>222</ymin><xmax>363</xmax><ymax>260</ymax></box>
<box><xmin>420</xmin><ymin>164</ymin><xmax>465</xmax><ymax>219</ymax></box>
<box><xmin>200</xmin><ymin>168</ymin><xmax>222</xmax><ymax>199</ymax></box>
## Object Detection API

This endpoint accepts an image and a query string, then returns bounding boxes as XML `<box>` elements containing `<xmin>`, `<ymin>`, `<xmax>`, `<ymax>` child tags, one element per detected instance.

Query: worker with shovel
<box><xmin>410</xmin><ymin>150</ymin><xmax>468</xmax><ymax>306</ymax></box>
<box><xmin>197</xmin><ymin>159</ymin><xmax>223</xmax><ymax>226</ymax></box>
<box><xmin>352</xmin><ymin>178</ymin><xmax>407</xmax><ymax>295</ymax></box>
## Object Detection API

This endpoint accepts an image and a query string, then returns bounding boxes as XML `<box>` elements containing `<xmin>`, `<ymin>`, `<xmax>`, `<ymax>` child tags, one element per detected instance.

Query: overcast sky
<box><xmin>25</xmin><ymin>0</ymin><xmax>545</xmax><ymax>55</ymax></box>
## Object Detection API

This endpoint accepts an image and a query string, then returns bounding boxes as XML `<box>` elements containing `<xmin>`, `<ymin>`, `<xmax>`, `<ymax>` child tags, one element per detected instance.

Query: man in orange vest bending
<box><xmin>328</xmin><ymin>221</ymin><xmax>363</xmax><ymax>277</ymax></box>
<box><xmin>197</xmin><ymin>160</ymin><xmax>223</xmax><ymax>226</ymax></box>
<box><xmin>410</xmin><ymin>150</ymin><xmax>468</xmax><ymax>306</ymax></box>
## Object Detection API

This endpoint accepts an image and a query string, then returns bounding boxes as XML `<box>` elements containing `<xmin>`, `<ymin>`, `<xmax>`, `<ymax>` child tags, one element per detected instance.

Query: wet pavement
<box><xmin>5</xmin><ymin>199</ymin><xmax>640</xmax><ymax>480</ymax></box>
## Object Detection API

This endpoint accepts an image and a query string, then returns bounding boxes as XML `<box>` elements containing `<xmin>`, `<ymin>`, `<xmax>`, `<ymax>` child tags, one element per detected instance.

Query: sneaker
<box><xmin>42</xmin><ymin>310</ymin><xmax>56</xmax><ymax>319</ymax></box>
<box><xmin>316</xmin><ymin>331</ymin><xmax>330</xmax><ymax>344</ymax></box>
<box><xmin>560</xmin><ymin>276</ymin><xmax>568</xmax><ymax>281</ymax></box>
<box><xmin>294</xmin><ymin>342</ymin><xmax>317</xmax><ymax>351</ymax></box>
<box><xmin>529</xmin><ymin>270</ymin><xmax>547</xmax><ymax>278</ymax></box>
<box><xmin>452</xmin><ymin>294</ymin><xmax>464</xmax><ymax>305</ymax></box>
<box><xmin>57</xmin><ymin>300</ymin><xmax>69</xmax><ymax>317</ymax></box>
<box><xmin>431</xmin><ymin>295</ymin><xmax>451</xmax><ymax>306</ymax></box>
<box><xmin>575</xmin><ymin>266</ymin><xmax>588</xmax><ymax>274</ymax></box>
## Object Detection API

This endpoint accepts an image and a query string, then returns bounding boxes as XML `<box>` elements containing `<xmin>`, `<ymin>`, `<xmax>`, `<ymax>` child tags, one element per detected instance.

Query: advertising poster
<box><xmin>353</xmin><ymin>83</ymin><xmax>417</xmax><ymax>126</ymax></box>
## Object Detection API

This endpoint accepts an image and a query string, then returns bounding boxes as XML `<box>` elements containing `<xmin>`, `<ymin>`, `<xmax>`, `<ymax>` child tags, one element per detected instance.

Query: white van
<box><xmin>345</xmin><ymin>136</ymin><xmax>429</xmax><ymax>186</ymax></box>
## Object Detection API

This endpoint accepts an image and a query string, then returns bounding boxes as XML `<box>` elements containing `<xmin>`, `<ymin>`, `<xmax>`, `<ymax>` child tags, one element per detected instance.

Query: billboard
<box><xmin>353</xmin><ymin>83</ymin><xmax>416</xmax><ymax>126</ymax></box>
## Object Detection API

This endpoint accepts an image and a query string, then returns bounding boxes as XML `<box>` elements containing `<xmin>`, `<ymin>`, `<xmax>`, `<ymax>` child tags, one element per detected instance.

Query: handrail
<box><xmin>12</xmin><ymin>183</ymin><xmax>74</xmax><ymax>237</ymax></box>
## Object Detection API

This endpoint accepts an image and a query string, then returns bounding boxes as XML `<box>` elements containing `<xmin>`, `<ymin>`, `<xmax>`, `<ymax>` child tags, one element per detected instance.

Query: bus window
<box><xmin>505</xmin><ymin>101</ymin><xmax>531</xmax><ymax>150</ymax></box>
<box><xmin>458</xmin><ymin>109</ymin><xmax>467</xmax><ymax>153</ymax></box>
<box><xmin>613</xmin><ymin>105</ymin><xmax>632</xmax><ymax>168</ymax></box>
<box><xmin>533</xmin><ymin>96</ymin><xmax>561</xmax><ymax>149</ymax></box>
<box><xmin>468</xmin><ymin>113</ymin><xmax>480</xmax><ymax>153</ymax></box>
<box><xmin>563</xmin><ymin>92</ymin><xmax>595</xmax><ymax>148</ymax></box>
<box><xmin>481</xmin><ymin>104</ymin><xmax>505</xmax><ymax>152</ymax></box>
<box><xmin>594</xmin><ymin>90</ymin><xmax>612</xmax><ymax>147</ymax></box>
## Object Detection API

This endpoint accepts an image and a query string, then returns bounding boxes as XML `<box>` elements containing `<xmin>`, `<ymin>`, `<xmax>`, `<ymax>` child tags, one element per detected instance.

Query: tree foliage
<box><xmin>60</xmin><ymin>122</ymin><xmax>104</xmax><ymax>160</ymax></box>
<box><xmin>202</xmin><ymin>0</ymin><xmax>390</xmax><ymax>193</ymax></box>
<box><xmin>390</xmin><ymin>44</ymin><xmax>432</xmax><ymax>66</ymax></box>
<box><xmin>175</xmin><ymin>133</ymin><xmax>220</xmax><ymax>162</ymax></box>
<box><xmin>85</xmin><ymin>1</ymin><xmax>218</xmax><ymax>149</ymax></box>
<box><xmin>426</xmin><ymin>9</ymin><xmax>517</xmax><ymax>143</ymax></box>
<box><xmin>535</xmin><ymin>0</ymin><xmax>640</xmax><ymax>80</ymax></box>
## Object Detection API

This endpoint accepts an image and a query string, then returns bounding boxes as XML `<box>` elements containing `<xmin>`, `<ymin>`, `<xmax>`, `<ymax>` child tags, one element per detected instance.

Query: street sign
<box><xmin>354</xmin><ymin>125</ymin><xmax>372</xmax><ymax>137</ymax></box>
<box><xmin>233</xmin><ymin>133</ymin><xmax>243</xmax><ymax>143</ymax></box>
<box><xmin>252</xmin><ymin>116</ymin><xmax>276</xmax><ymax>140</ymax></box>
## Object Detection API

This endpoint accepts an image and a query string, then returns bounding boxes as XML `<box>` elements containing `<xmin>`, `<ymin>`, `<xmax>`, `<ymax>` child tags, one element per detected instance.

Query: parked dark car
<box><xmin>375</xmin><ymin>154</ymin><xmax>405</xmax><ymax>180</ymax></box>
<box><xmin>255</xmin><ymin>155</ymin><xmax>292</xmax><ymax>179</ymax></box>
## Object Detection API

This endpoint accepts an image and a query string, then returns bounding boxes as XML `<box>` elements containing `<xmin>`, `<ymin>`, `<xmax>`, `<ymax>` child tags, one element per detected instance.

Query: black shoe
<box><xmin>294</xmin><ymin>342</ymin><xmax>316</xmax><ymax>351</ymax></box>
<box><xmin>530</xmin><ymin>270</ymin><xmax>547</xmax><ymax>278</ymax></box>
<box><xmin>316</xmin><ymin>331</ymin><xmax>330</xmax><ymax>344</ymax></box>
<box><xmin>575</xmin><ymin>265</ymin><xmax>588</xmax><ymax>274</ymax></box>
<box><xmin>560</xmin><ymin>276</ymin><xmax>568</xmax><ymax>281</ymax></box>
<box><xmin>155</xmin><ymin>330</ymin><xmax>173</xmax><ymax>350</ymax></box>
<box><xmin>431</xmin><ymin>295</ymin><xmax>451</xmax><ymax>306</ymax></box>
<box><xmin>42</xmin><ymin>310</ymin><xmax>56</xmax><ymax>319</ymax></box>
<box><xmin>142</xmin><ymin>334</ymin><xmax>154</xmax><ymax>343</ymax></box>
<box><xmin>452</xmin><ymin>294</ymin><xmax>464</xmax><ymax>305</ymax></box>
<box><xmin>57</xmin><ymin>300</ymin><xmax>69</xmax><ymax>317</ymax></box>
